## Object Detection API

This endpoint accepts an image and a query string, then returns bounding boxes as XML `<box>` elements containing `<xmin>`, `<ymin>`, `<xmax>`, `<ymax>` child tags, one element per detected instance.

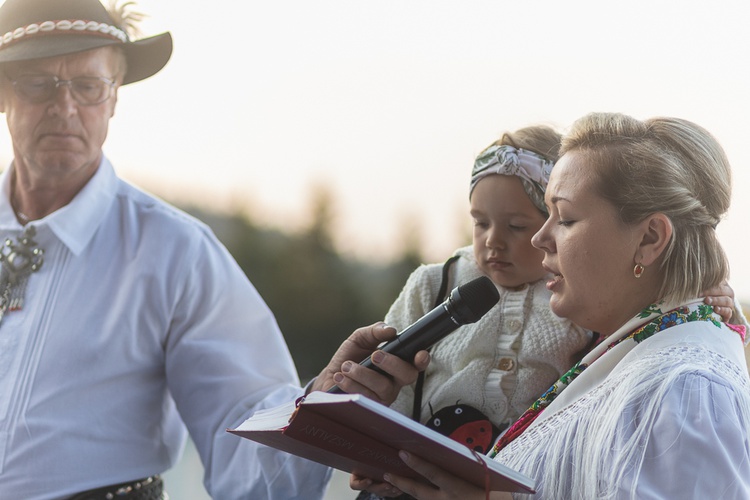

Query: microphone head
<box><xmin>450</xmin><ymin>276</ymin><xmax>500</xmax><ymax>324</ymax></box>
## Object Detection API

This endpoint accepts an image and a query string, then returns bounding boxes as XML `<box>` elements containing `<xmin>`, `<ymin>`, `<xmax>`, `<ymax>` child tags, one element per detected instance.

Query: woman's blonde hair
<box><xmin>561</xmin><ymin>112</ymin><xmax>731</xmax><ymax>304</ymax></box>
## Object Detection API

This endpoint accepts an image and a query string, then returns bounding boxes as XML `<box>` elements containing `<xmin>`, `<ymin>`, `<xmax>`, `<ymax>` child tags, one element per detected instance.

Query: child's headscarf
<box><xmin>470</xmin><ymin>145</ymin><xmax>554</xmax><ymax>215</ymax></box>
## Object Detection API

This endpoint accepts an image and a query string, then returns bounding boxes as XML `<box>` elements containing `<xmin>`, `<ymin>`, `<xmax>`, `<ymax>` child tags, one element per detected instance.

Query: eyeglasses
<box><xmin>8</xmin><ymin>75</ymin><xmax>117</xmax><ymax>105</ymax></box>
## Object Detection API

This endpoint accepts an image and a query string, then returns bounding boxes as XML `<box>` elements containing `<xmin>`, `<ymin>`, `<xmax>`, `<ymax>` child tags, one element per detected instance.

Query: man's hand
<box><xmin>310</xmin><ymin>322</ymin><xmax>430</xmax><ymax>405</ymax></box>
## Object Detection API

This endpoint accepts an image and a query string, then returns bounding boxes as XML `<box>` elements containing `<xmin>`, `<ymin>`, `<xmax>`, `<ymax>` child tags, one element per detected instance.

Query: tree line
<box><xmin>182</xmin><ymin>195</ymin><xmax>431</xmax><ymax>380</ymax></box>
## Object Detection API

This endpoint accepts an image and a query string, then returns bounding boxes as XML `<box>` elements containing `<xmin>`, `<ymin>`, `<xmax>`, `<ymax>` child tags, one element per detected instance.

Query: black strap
<box><xmin>435</xmin><ymin>256</ymin><xmax>460</xmax><ymax>309</ymax></box>
<box><xmin>410</xmin><ymin>254</ymin><xmax>459</xmax><ymax>422</ymax></box>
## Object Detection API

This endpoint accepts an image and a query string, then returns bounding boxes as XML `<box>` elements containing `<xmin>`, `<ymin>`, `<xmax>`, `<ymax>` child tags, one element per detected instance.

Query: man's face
<box><xmin>0</xmin><ymin>47</ymin><xmax>121</xmax><ymax>187</ymax></box>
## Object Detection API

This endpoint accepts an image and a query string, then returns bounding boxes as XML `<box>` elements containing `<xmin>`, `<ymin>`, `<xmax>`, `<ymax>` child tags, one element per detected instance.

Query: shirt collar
<box><xmin>0</xmin><ymin>156</ymin><xmax>118</xmax><ymax>256</ymax></box>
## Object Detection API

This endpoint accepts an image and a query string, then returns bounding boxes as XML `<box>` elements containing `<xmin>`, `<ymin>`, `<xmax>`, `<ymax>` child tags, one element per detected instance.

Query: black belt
<box><xmin>68</xmin><ymin>475</ymin><xmax>164</xmax><ymax>500</ymax></box>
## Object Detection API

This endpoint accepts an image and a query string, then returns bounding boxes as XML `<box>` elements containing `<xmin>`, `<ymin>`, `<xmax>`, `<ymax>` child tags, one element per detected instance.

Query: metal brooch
<box><xmin>0</xmin><ymin>226</ymin><xmax>44</xmax><ymax>325</ymax></box>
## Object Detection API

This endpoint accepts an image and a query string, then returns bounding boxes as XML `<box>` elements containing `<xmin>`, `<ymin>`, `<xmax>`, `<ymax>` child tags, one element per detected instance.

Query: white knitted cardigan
<box><xmin>387</xmin><ymin>246</ymin><xmax>592</xmax><ymax>428</ymax></box>
<box><xmin>496</xmin><ymin>308</ymin><xmax>750</xmax><ymax>499</ymax></box>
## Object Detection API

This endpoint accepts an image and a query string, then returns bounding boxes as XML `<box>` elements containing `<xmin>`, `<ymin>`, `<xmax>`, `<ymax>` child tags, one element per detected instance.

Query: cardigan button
<box><xmin>497</xmin><ymin>357</ymin><xmax>515</xmax><ymax>371</ymax></box>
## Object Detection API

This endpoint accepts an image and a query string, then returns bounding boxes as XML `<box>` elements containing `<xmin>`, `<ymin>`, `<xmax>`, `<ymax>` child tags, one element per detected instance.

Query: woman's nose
<box><xmin>531</xmin><ymin>223</ymin><xmax>551</xmax><ymax>252</ymax></box>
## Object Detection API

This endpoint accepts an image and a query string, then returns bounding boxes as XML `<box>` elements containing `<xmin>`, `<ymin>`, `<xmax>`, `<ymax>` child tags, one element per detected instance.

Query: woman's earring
<box><xmin>633</xmin><ymin>263</ymin><xmax>645</xmax><ymax>278</ymax></box>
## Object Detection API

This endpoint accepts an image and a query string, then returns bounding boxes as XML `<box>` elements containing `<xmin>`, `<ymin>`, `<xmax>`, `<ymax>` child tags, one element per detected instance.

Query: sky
<box><xmin>1</xmin><ymin>0</ymin><xmax>749</xmax><ymax>303</ymax></box>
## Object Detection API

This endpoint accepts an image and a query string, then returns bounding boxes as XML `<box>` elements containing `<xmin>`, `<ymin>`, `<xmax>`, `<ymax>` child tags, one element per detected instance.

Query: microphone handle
<box><xmin>328</xmin><ymin>304</ymin><xmax>459</xmax><ymax>393</ymax></box>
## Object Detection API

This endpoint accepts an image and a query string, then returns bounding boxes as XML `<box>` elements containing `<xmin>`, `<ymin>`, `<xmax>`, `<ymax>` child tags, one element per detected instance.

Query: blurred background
<box><xmin>1</xmin><ymin>0</ymin><xmax>748</xmax><ymax>498</ymax></box>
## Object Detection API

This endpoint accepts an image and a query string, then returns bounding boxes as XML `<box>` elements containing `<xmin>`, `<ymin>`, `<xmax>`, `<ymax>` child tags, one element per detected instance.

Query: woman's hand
<box><xmin>310</xmin><ymin>322</ymin><xmax>430</xmax><ymax>405</ymax></box>
<box><xmin>379</xmin><ymin>451</ymin><xmax>513</xmax><ymax>500</ymax></box>
<box><xmin>350</xmin><ymin>473</ymin><xmax>404</xmax><ymax>498</ymax></box>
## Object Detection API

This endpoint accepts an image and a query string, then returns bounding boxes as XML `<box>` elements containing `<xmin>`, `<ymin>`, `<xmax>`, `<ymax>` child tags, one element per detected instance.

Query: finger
<box><xmin>396</xmin><ymin>451</ymin><xmax>448</xmax><ymax>490</ymax></box>
<box><xmin>339</xmin><ymin>352</ymin><xmax>421</xmax><ymax>404</ymax></box>
<box><xmin>310</xmin><ymin>323</ymin><xmax>397</xmax><ymax>393</ymax></box>
<box><xmin>363</xmin><ymin>481</ymin><xmax>404</xmax><ymax>498</ymax></box>
<box><xmin>333</xmin><ymin>357</ymin><xmax>403</xmax><ymax>404</ymax></box>
<box><xmin>384</xmin><ymin>472</ymin><xmax>438</xmax><ymax>500</ymax></box>
<box><xmin>413</xmin><ymin>350</ymin><xmax>431</xmax><ymax>371</ymax></box>
<box><xmin>349</xmin><ymin>322</ymin><xmax>398</xmax><ymax>352</ymax></box>
<box><xmin>703</xmin><ymin>295</ymin><xmax>732</xmax><ymax>308</ymax></box>
<box><xmin>318</xmin><ymin>324</ymin><xmax>427</xmax><ymax>401</ymax></box>
<box><xmin>387</xmin><ymin>451</ymin><xmax>485</xmax><ymax>499</ymax></box>
<box><xmin>701</xmin><ymin>282</ymin><xmax>734</xmax><ymax>300</ymax></box>
<box><xmin>337</xmin><ymin>323</ymin><xmax>398</xmax><ymax>364</ymax></box>
<box><xmin>378</xmin><ymin>484</ymin><xmax>406</xmax><ymax>497</ymax></box>
<box><xmin>701</xmin><ymin>295</ymin><xmax>735</xmax><ymax>323</ymax></box>
<box><xmin>715</xmin><ymin>306</ymin><xmax>734</xmax><ymax>323</ymax></box>
<box><xmin>370</xmin><ymin>322</ymin><xmax>400</xmax><ymax>344</ymax></box>
<box><xmin>351</xmin><ymin>473</ymin><xmax>405</xmax><ymax>497</ymax></box>
<box><xmin>330</xmin><ymin>364</ymin><xmax>385</xmax><ymax>403</ymax></box>
<box><xmin>350</xmin><ymin>473</ymin><xmax>372</xmax><ymax>490</ymax></box>
<box><xmin>369</xmin><ymin>350</ymin><xmax>422</xmax><ymax>387</ymax></box>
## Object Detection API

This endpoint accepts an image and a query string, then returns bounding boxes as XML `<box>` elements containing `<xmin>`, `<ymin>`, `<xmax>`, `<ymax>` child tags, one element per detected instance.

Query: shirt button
<box><xmin>498</xmin><ymin>357</ymin><xmax>515</xmax><ymax>371</ymax></box>
<box><xmin>508</xmin><ymin>320</ymin><xmax>521</xmax><ymax>331</ymax></box>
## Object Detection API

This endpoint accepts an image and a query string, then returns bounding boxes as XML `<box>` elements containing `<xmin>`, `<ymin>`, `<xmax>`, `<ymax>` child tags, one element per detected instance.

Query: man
<box><xmin>0</xmin><ymin>0</ymin><xmax>423</xmax><ymax>498</ymax></box>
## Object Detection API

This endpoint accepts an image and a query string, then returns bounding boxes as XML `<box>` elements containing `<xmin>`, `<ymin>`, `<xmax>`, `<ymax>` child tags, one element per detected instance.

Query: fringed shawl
<box><xmin>495</xmin><ymin>304</ymin><xmax>750</xmax><ymax>499</ymax></box>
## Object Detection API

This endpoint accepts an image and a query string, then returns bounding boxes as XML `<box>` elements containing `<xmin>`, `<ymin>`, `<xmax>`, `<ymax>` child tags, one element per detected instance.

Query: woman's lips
<box><xmin>546</xmin><ymin>273</ymin><xmax>563</xmax><ymax>291</ymax></box>
<box><xmin>541</xmin><ymin>264</ymin><xmax>562</xmax><ymax>290</ymax></box>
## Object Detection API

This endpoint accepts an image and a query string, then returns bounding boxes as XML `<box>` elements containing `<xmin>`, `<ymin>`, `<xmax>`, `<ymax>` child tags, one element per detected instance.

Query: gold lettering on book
<box><xmin>357</xmin><ymin>447</ymin><xmax>404</xmax><ymax>467</ymax></box>
<box><xmin>298</xmin><ymin>424</ymin><xmax>404</xmax><ymax>467</ymax></box>
<box><xmin>299</xmin><ymin>424</ymin><xmax>355</xmax><ymax>451</ymax></box>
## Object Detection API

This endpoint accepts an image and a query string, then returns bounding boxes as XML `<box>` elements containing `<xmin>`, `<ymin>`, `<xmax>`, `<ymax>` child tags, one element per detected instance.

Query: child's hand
<box><xmin>702</xmin><ymin>281</ymin><xmax>736</xmax><ymax>323</ymax></box>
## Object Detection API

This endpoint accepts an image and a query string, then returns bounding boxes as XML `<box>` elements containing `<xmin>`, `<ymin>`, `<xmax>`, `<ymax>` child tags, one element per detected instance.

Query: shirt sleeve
<box><xmin>630</xmin><ymin>370</ymin><xmax>750</xmax><ymax>499</ymax></box>
<box><xmin>163</xmin><ymin>227</ymin><xmax>331</xmax><ymax>498</ymax></box>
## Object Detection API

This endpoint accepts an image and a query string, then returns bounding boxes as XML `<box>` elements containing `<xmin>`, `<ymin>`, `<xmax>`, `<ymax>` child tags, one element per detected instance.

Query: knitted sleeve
<box><xmin>385</xmin><ymin>262</ymin><xmax>445</xmax><ymax>417</ymax></box>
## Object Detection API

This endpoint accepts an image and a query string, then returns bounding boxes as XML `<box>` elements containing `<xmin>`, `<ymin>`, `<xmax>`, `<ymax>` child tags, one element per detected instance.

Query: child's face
<box><xmin>471</xmin><ymin>175</ymin><xmax>548</xmax><ymax>289</ymax></box>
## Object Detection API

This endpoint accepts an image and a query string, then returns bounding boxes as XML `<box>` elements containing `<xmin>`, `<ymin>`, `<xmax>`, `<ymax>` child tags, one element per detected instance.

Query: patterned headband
<box><xmin>469</xmin><ymin>144</ymin><xmax>554</xmax><ymax>214</ymax></box>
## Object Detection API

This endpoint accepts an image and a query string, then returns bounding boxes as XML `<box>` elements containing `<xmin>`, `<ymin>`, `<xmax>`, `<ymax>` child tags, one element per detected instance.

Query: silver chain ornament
<box><xmin>0</xmin><ymin>226</ymin><xmax>44</xmax><ymax>324</ymax></box>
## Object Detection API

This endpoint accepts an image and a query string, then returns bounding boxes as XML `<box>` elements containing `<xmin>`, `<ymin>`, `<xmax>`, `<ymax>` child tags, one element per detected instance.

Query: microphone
<box><xmin>328</xmin><ymin>275</ymin><xmax>499</xmax><ymax>393</ymax></box>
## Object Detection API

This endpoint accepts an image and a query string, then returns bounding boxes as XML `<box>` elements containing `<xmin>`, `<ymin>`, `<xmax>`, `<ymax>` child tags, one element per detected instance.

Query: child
<box><xmin>386</xmin><ymin>126</ymin><xmax>590</xmax><ymax>445</ymax></box>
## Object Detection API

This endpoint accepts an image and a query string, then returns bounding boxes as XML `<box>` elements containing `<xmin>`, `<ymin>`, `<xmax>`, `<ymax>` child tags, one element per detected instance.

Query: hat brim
<box><xmin>121</xmin><ymin>32</ymin><xmax>173</xmax><ymax>85</ymax></box>
<box><xmin>0</xmin><ymin>31</ymin><xmax>172</xmax><ymax>85</ymax></box>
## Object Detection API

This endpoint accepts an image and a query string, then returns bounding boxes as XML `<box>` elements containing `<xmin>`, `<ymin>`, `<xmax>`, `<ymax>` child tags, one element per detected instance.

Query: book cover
<box><xmin>228</xmin><ymin>391</ymin><xmax>535</xmax><ymax>494</ymax></box>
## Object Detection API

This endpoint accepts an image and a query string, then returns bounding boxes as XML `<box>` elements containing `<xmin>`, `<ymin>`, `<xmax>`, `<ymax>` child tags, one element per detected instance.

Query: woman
<box><xmin>377</xmin><ymin>112</ymin><xmax>750</xmax><ymax>499</ymax></box>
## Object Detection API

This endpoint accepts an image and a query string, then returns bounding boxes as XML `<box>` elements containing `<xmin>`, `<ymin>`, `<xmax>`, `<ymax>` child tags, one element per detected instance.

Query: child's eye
<box><xmin>557</xmin><ymin>219</ymin><xmax>574</xmax><ymax>227</ymax></box>
<box><xmin>509</xmin><ymin>225</ymin><xmax>527</xmax><ymax>231</ymax></box>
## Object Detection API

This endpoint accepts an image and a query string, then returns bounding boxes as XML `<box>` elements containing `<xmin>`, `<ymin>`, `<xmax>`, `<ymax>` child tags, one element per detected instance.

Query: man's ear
<box><xmin>636</xmin><ymin>213</ymin><xmax>673</xmax><ymax>266</ymax></box>
<box><xmin>0</xmin><ymin>71</ymin><xmax>12</xmax><ymax>113</ymax></box>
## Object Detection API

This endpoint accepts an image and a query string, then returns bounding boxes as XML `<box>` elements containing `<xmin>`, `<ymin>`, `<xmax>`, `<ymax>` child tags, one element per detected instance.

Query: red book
<box><xmin>228</xmin><ymin>391</ymin><xmax>535</xmax><ymax>494</ymax></box>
